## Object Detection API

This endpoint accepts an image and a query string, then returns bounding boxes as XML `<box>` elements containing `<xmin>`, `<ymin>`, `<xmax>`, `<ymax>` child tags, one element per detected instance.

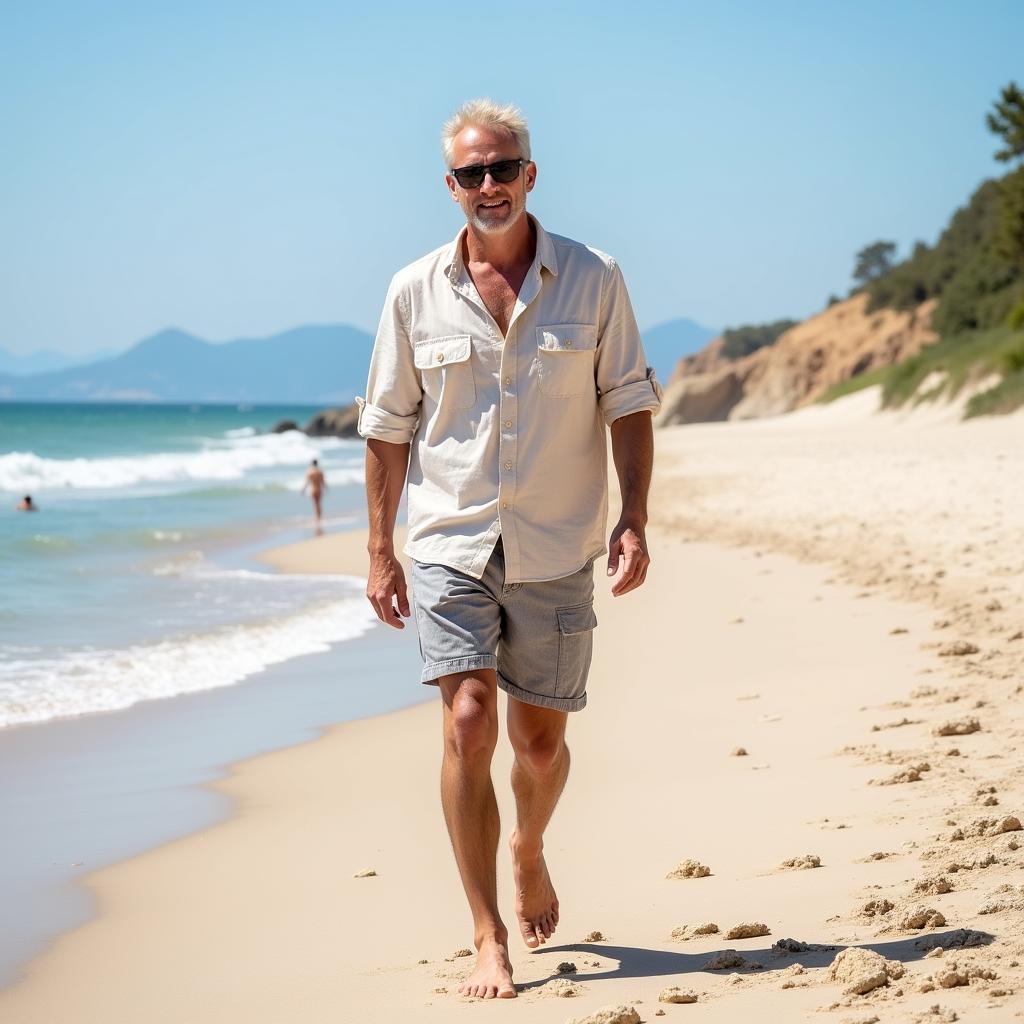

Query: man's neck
<box><xmin>463</xmin><ymin>215</ymin><xmax>536</xmax><ymax>271</ymax></box>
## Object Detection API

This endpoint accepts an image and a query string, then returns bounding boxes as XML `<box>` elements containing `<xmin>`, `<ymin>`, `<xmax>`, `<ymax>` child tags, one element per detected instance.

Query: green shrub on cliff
<box><xmin>720</xmin><ymin>319</ymin><xmax>798</xmax><ymax>360</ymax></box>
<box><xmin>840</xmin><ymin>82</ymin><xmax>1024</xmax><ymax>416</ymax></box>
<box><xmin>865</xmin><ymin>178</ymin><xmax>1022</xmax><ymax>334</ymax></box>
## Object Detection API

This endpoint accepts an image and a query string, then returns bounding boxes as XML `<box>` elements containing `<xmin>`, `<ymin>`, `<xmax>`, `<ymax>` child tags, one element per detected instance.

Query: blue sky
<box><xmin>2</xmin><ymin>1</ymin><xmax>1022</xmax><ymax>356</ymax></box>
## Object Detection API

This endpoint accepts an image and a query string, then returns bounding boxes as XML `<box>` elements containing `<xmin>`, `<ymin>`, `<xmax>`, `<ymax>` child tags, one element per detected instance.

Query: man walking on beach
<box><xmin>356</xmin><ymin>99</ymin><xmax>662</xmax><ymax>999</ymax></box>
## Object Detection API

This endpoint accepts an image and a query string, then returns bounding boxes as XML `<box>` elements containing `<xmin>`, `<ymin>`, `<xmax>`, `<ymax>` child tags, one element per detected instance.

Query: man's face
<box><xmin>445</xmin><ymin>125</ymin><xmax>536</xmax><ymax>236</ymax></box>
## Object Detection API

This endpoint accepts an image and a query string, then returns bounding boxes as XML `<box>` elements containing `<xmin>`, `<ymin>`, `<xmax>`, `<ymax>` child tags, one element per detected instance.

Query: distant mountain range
<box><xmin>0</xmin><ymin>346</ymin><xmax>120</xmax><ymax>376</ymax></box>
<box><xmin>641</xmin><ymin>318</ymin><xmax>719</xmax><ymax>383</ymax></box>
<box><xmin>0</xmin><ymin>317</ymin><xmax>717</xmax><ymax>404</ymax></box>
<box><xmin>0</xmin><ymin>326</ymin><xmax>375</xmax><ymax>404</ymax></box>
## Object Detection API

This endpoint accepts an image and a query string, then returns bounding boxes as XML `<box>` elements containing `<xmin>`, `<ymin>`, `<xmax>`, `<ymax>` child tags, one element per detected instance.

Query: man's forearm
<box><xmin>366</xmin><ymin>438</ymin><xmax>411</xmax><ymax>554</ymax></box>
<box><xmin>609</xmin><ymin>411</ymin><xmax>654</xmax><ymax>524</ymax></box>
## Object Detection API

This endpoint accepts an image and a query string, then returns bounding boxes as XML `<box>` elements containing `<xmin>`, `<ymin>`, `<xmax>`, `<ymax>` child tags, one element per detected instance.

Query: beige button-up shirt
<box><xmin>355</xmin><ymin>215</ymin><xmax>663</xmax><ymax>583</ymax></box>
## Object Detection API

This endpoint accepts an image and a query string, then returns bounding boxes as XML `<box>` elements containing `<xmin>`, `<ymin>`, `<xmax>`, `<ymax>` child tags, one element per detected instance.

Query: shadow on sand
<box><xmin>516</xmin><ymin>929</ymin><xmax>995</xmax><ymax>992</ymax></box>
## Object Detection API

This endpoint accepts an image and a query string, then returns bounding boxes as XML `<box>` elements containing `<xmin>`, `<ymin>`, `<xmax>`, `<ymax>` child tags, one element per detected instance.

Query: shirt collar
<box><xmin>445</xmin><ymin>213</ymin><xmax>559</xmax><ymax>286</ymax></box>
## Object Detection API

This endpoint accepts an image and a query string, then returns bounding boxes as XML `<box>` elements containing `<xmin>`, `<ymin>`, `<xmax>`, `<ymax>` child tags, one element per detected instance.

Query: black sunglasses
<box><xmin>450</xmin><ymin>158</ymin><xmax>524</xmax><ymax>190</ymax></box>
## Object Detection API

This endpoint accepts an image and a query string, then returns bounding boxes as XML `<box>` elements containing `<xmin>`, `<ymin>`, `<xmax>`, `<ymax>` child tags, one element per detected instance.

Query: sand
<box><xmin>1</xmin><ymin>390</ymin><xmax>1022</xmax><ymax>1022</ymax></box>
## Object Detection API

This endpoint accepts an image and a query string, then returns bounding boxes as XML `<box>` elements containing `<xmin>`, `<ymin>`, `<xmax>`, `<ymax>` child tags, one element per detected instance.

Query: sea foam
<box><xmin>0</xmin><ymin>585</ymin><xmax>379</xmax><ymax>728</ymax></box>
<box><xmin>0</xmin><ymin>431</ymin><xmax>362</xmax><ymax>493</ymax></box>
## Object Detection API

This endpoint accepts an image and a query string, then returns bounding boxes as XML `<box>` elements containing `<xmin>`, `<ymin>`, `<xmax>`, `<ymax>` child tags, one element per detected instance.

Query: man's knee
<box><xmin>512</xmin><ymin>728</ymin><xmax>567</xmax><ymax>777</ymax></box>
<box><xmin>442</xmin><ymin>674</ymin><xmax>498</xmax><ymax>763</ymax></box>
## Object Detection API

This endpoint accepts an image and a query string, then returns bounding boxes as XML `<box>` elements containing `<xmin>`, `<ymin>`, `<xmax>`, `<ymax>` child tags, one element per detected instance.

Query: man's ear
<box><xmin>445</xmin><ymin>173</ymin><xmax>460</xmax><ymax>202</ymax></box>
<box><xmin>525</xmin><ymin>161</ymin><xmax>537</xmax><ymax>192</ymax></box>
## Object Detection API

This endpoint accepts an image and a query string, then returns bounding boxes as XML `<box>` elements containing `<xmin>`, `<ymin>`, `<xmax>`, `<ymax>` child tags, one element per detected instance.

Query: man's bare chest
<box><xmin>469</xmin><ymin>265</ymin><xmax>530</xmax><ymax>337</ymax></box>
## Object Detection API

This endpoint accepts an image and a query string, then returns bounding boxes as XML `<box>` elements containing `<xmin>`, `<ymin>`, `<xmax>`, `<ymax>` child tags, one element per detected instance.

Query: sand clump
<box><xmin>566</xmin><ymin>1005</ymin><xmax>640</xmax><ymax>1024</ymax></box>
<box><xmin>898</xmin><ymin>906</ymin><xmax>947</xmax><ymax>931</ymax></box>
<box><xmin>938</xmin><ymin>641</ymin><xmax>980</xmax><ymax>657</ymax></box>
<box><xmin>671</xmin><ymin>922</ymin><xmax>719</xmax><ymax>940</ymax></box>
<box><xmin>873</xmin><ymin>764</ymin><xmax>928</xmax><ymax>785</ymax></box>
<box><xmin>581</xmin><ymin>930</ymin><xmax>605</xmax><ymax>942</ymax></box>
<box><xmin>915</xmin><ymin>876</ymin><xmax>954</xmax><ymax>895</ymax></box>
<box><xmin>860</xmin><ymin>898</ymin><xmax>895</xmax><ymax>919</ymax></box>
<box><xmin>658</xmin><ymin>986</ymin><xmax>698</xmax><ymax>1003</ymax></box>
<box><xmin>352</xmin><ymin>868</ymin><xmax>377</xmax><ymax>878</ymax></box>
<box><xmin>932</xmin><ymin>717</ymin><xmax>981</xmax><ymax>737</ymax></box>
<box><xmin>703</xmin><ymin>950</ymin><xmax>746</xmax><ymax>970</ymax></box>
<box><xmin>773</xmin><ymin>937</ymin><xmax>836</xmax><ymax>954</ymax></box>
<box><xmin>666</xmin><ymin>859</ymin><xmax>711</xmax><ymax>879</ymax></box>
<box><xmin>977</xmin><ymin>885</ymin><xmax>1024</xmax><ymax>915</ymax></box>
<box><xmin>540</xmin><ymin>978</ymin><xmax>581</xmax><ymax>998</ymax></box>
<box><xmin>827</xmin><ymin>947</ymin><xmax>905</xmax><ymax>995</ymax></box>
<box><xmin>725</xmin><ymin>922</ymin><xmax>771</xmax><ymax>940</ymax></box>
<box><xmin>915</xmin><ymin>928</ymin><xmax>991</xmax><ymax>951</ymax></box>
<box><xmin>927</xmin><ymin>960</ymin><xmax>999</xmax><ymax>989</ymax></box>
<box><xmin>779</xmin><ymin>853</ymin><xmax>821</xmax><ymax>870</ymax></box>
<box><xmin>871</xmin><ymin>716</ymin><xmax>921</xmax><ymax>731</ymax></box>
<box><xmin>780</xmin><ymin>963</ymin><xmax>807</xmax><ymax>988</ymax></box>
<box><xmin>950</xmin><ymin>815</ymin><xmax>1021</xmax><ymax>840</ymax></box>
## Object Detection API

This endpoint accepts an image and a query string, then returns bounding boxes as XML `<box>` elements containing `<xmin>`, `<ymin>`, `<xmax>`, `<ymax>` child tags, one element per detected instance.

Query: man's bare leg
<box><xmin>439</xmin><ymin>670</ymin><xmax>515</xmax><ymax>999</ymax></box>
<box><xmin>507</xmin><ymin>700</ymin><xmax>569</xmax><ymax>948</ymax></box>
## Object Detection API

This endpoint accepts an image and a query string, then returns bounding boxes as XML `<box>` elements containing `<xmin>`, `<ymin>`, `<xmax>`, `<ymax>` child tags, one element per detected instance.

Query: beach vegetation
<box><xmin>720</xmin><ymin>319</ymin><xmax>798</xmax><ymax>360</ymax></box>
<box><xmin>880</xmin><ymin>326</ymin><xmax>1024</xmax><ymax>408</ymax></box>
<box><xmin>853</xmin><ymin>241</ymin><xmax>897</xmax><ymax>287</ymax></box>
<box><xmin>833</xmin><ymin>82</ymin><xmax>1024</xmax><ymax>415</ymax></box>
<box><xmin>817</xmin><ymin>366</ymin><xmax>890</xmax><ymax>404</ymax></box>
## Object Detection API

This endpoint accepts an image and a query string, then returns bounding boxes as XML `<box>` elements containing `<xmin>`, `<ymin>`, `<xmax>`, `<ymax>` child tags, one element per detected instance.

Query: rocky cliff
<box><xmin>657</xmin><ymin>293</ymin><xmax>938</xmax><ymax>426</ymax></box>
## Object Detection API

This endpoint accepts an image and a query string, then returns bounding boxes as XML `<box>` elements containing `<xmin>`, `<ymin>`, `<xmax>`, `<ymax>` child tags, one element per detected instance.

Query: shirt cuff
<box><xmin>355</xmin><ymin>396</ymin><xmax>419</xmax><ymax>443</ymax></box>
<box><xmin>598</xmin><ymin>367</ymin><xmax>664</xmax><ymax>426</ymax></box>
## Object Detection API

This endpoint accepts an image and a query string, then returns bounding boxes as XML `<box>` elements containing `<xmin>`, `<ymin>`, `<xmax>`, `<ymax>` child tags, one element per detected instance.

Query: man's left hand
<box><xmin>606</xmin><ymin>519</ymin><xmax>650</xmax><ymax>597</ymax></box>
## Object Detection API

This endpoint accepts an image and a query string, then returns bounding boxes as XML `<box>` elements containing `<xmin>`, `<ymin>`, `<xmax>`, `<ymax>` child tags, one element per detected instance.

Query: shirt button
<box><xmin>502</xmin><ymin>502</ymin><xmax>509</xmax><ymax>509</ymax></box>
<box><xmin>504</xmin><ymin>376</ymin><xmax>511</xmax><ymax>386</ymax></box>
<box><xmin>504</xmin><ymin>461</ymin><xmax>512</xmax><ymax>470</ymax></box>
<box><xmin>565</xmin><ymin>339</ymin><xmax>573</xmax><ymax>348</ymax></box>
<box><xmin>504</xmin><ymin>420</ymin><xmax>512</xmax><ymax>428</ymax></box>
<box><xmin>436</xmin><ymin>352</ymin><xmax>445</xmax><ymax>363</ymax></box>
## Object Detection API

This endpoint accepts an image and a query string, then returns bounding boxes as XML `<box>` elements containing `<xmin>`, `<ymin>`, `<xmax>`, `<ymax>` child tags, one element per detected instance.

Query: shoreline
<box><xmin>2</xmin><ymin>400</ymin><xmax>1022</xmax><ymax>1020</ymax></box>
<box><xmin>0</xmin><ymin>521</ymin><xmax>423</xmax><ymax>991</ymax></box>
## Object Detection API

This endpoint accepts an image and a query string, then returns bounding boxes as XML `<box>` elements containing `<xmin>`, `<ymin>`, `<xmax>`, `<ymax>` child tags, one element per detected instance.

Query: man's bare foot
<box><xmin>458</xmin><ymin>935</ymin><xmax>516</xmax><ymax>999</ymax></box>
<box><xmin>510</xmin><ymin>832</ymin><xmax>559</xmax><ymax>948</ymax></box>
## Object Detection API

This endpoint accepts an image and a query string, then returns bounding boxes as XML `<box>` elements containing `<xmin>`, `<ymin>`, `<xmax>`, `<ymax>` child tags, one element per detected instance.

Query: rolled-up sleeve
<box><xmin>595</xmin><ymin>259</ymin><xmax>664</xmax><ymax>426</ymax></box>
<box><xmin>356</xmin><ymin>276</ymin><xmax>422</xmax><ymax>444</ymax></box>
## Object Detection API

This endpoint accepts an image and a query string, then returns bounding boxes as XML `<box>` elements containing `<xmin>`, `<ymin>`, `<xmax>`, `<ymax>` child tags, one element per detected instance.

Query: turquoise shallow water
<box><xmin>0</xmin><ymin>402</ymin><xmax>374</xmax><ymax>727</ymax></box>
<box><xmin>0</xmin><ymin>402</ymin><xmax>432</xmax><ymax>994</ymax></box>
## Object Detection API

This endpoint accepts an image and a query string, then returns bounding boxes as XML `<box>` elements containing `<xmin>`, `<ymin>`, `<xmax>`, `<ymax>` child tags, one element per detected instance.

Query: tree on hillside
<box><xmin>987</xmin><ymin>81</ymin><xmax>1024</xmax><ymax>325</ymax></box>
<box><xmin>853</xmin><ymin>241</ymin><xmax>897</xmax><ymax>288</ymax></box>
<box><xmin>986</xmin><ymin>81</ymin><xmax>1024</xmax><ymax>164</ymax></box>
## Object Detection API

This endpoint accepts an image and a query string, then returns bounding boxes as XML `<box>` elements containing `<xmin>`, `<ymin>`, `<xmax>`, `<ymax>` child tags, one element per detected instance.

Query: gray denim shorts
<box><xmin>409</xmin><ymin>536</ymin><xmax>598</xmax><ymax>712</ymax></box>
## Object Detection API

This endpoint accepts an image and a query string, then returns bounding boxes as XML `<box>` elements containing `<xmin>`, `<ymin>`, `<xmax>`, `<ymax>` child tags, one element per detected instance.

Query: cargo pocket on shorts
<box><xmin>555</xmin><ymin>601</ymin><xmax>598</xmax><ymax>697</ymax></box>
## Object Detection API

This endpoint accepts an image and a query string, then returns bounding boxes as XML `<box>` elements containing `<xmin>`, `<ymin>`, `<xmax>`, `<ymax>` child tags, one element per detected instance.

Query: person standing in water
<box><xmin>301</xmin><ymin>460</ymin><xmax>326</xmax><ymax>528</ymax></box>
<box><xmin>16</xmin><ymin>495</ymin><xmax>37</xmax><ymax>512</ymax></box>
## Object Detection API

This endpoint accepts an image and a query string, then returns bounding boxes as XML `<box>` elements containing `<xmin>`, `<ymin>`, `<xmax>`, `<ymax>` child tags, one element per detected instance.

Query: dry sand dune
<box><xmin>1</xmin><ymin>392</ymin><xmax>1022</xmax><ymax>1022</ymax></box>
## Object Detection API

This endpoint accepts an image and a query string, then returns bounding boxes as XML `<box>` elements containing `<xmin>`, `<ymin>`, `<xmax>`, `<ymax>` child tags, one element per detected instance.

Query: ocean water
<box><xmin>0</xmin><ymin>402</ymin><xmax>377</xmax><ymax>728</ymax></box>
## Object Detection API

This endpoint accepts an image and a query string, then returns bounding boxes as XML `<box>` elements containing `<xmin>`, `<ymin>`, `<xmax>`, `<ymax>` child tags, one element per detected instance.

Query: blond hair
<box><xmin>441</xmin><ymin>98</ymin><xmax>531</xmax><ymax>168</ymax></box>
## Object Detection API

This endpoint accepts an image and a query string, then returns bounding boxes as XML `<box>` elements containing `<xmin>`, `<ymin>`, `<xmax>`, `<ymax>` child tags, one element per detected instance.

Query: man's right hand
<box><xmin>366</xmin><ymin>550</ymin><xmax>412</xmax><ymax>629</ymax></box>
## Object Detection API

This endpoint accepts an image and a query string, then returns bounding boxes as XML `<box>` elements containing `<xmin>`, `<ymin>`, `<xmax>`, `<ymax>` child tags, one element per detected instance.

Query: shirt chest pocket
<box><xmin>534</xmin><ymin>325</ymin><xmax>598</xmax><ymax>398</ymax></box>
<box><xmin>413</xmin><ymin>335</ymin><xmax>476</xmax><ymax>410</ymax></box>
